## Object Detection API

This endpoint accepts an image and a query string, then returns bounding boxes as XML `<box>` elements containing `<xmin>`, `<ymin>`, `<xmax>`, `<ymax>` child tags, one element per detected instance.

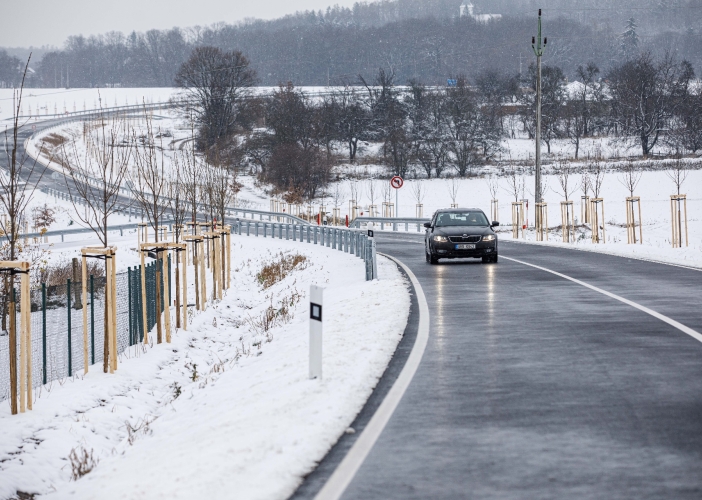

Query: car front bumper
<box><xmin>432</xmin><ymin>240</ymin><xmax>497</xmax><ymax>258</ymax></box>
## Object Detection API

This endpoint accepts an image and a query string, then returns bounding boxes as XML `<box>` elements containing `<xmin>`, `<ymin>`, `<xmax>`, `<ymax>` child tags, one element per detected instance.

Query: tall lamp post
<box><xmin>532</xmin><ymin>9</ymin><xmax>547</xmax><ymax>205</ymax></box>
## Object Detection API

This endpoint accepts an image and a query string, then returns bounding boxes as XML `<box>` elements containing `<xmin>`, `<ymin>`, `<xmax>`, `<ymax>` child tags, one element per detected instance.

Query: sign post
<box><xmin>309</xmin><ymin>285</ymin><xmax>323</xmax><ymax>379</ymax></box>
<box><xmin>390</xmin><ymin>176</ymin><xmax>403</xmax><ymax>218</ymax></box>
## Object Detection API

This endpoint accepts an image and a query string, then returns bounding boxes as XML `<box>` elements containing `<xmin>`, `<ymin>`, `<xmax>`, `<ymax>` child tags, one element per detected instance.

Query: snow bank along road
<box><xmin>301</xmin><ymin>233</ymin><xmax>702</xmax><ymax>499</ymax></box>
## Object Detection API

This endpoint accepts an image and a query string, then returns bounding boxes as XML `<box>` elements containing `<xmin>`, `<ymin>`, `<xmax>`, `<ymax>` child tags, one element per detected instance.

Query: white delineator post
<box><xmin>309</xmin><ymin>285</ymin><xmax>324</xmax><ymax>379</ymax></box>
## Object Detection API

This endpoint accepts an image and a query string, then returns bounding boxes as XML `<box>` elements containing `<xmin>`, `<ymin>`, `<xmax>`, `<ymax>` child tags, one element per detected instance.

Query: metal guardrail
<box><xmin>349</xmin><ymin>216</ymin><xmax>431</xmax><ymax>232</ymax></box>
<box><xmin>232</xmin><ymin>219</ymin><xmax>377</xmax><ymax>281</ymax></box>
<box><xmin>15</xmin><ymin>211</ymin><xmax>431</xmax><ymax>243</ymax></box>
<box><xmin>9</xmin><ymin>101</ymin><xmax>176</xmax><ymax>123</ymax></box>
<box><xmin>15</xmin><ymin>206</ymin><xmax>310</xmax><ymax>242</ymax></box>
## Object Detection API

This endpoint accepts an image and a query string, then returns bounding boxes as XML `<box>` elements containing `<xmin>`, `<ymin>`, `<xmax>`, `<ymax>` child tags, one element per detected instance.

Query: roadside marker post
<box><xmin>309</xmin><ymin>285</ymin><xmax>324</xmax><ymax>380</ymax></box>
<box><xmin>391</xmin><ymin>176</ymin><xmax>403</xmax><ymax>218</ymax></box>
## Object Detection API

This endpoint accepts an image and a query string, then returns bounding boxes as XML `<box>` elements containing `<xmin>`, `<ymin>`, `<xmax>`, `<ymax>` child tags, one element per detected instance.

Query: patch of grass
<box><xmin>256</xmin><ymin>253</ymin><xmax>308</xmax><ymax>289</ymax></box>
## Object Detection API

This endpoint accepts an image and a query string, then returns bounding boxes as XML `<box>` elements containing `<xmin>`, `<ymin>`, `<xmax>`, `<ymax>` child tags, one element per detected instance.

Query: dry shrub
<box><xmin>41</xmin><ymin>133</ymin><xmax>68</xmax><ymax>147</ymax></box>
<box><xmin>40</xmin><ymin>258</ymin><xmax>104</xmax><ymax>287</ymax></box>
<box><xmin>247</xmin><ymin>290</ymin><xmax>303</xmax><ymax>337</ymax></box>
<box><xmin>256</xmin><ymin>253</ymin><xmax>308</xmax><ymax>289</ymax></box>
<box><xmin>68</xmin><ymin>446</ymin><xmax>98</xmax><ymax>481</ymax></box>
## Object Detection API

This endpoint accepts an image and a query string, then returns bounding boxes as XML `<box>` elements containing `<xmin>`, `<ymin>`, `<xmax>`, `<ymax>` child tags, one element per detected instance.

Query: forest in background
<box><xmin>1</xmin><ymin>0</ymin><xmax>702</xmax><ymax>88</ymax></box>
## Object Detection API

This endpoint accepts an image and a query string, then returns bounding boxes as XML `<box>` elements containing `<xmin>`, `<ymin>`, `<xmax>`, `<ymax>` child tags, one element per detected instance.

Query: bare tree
<box><xmin>666</xmin><ymin>157</ymin><xmax>688</xmax><ymax>195</ymax></box>
<box><xmin>588</xmin><ymin>158</ymin><xmax>606</xmax><ymax>198</ymax></box>
<box><xmin>167</xmin><ymin>152</ymin><xmax>189</xmax><ymax>328</ymax></box>
<box><xmin>366</xmin><ymin>178</ymin><xmax>377</xmax><ymax>212</ymax></box>
<box><xmin>607</xmin><ymin>53</ymin><xmax>694</xmax><ymax>156</ymax></box>
<box><xmin>180</xmin><ymin>133</ymin><xmax>204</xmax><ymax>307</ymax></box>
<box><xmin>486</xmin><ymin>176</ymin><xmax>499</xmax><ymax>202</ymax></box>
<box><xmin>175</xmin><ymin>46</ymin><xmax>257</xmax><ymax>151</ymax></box>
<box><xmin>332</xmin><ymin>183</ymin><xmax>345</xmax><ymax>210</ymax></box>
<box><xmin>204</xmin><ymin>151</ymin><xmax>240</xmax><ymax>295</ymax></box>
<box><xmin>0</xmin><ymin>55</ymin><xmax>51</xmax><ymax>413</ymax></box>
<box><xmin>349</xmin><ymin>177</ymin><xmax>362</xmax><ymax>205</ymax></box>
<box><xmin>504</xmin><ymin>164</ymin><xmax>524</xmax><ymax>203</ymax></box>
<box><xmin>410</xmin><ymin>180</ymin><xmax>425</xmax><ymax>205</ymax></box>
<box><xmin>61</xmin><ymin>105</ymin><xmax>132</xmax><ymax>247</ymax></box>
<box><xmin>553</xmin><ymin>158</ymin><xmax>578</xmax><ymax>201</ymax></box>
<box><xmin>618</xmin><ymin>160</ymin><xmax>642</xmax><ymax>198</ymax></box>
<box><xmin>447</xmin><ymin>177</ymin><xmax>460</xmax><ymax>206</ymax></box>
<box><xmin>129</xmin><ymin>107</ymin><xmax>170</xmax><ymax>344</ymax></box>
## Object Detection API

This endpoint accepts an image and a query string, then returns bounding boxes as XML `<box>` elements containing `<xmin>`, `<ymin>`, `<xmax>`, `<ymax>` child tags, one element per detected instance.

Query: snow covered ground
<box><xmin>0</xmin><ymin>233</ymin><xmax>410</xmax><ymax>500</ymax></box>
<box><xmin>0</xmin><ymin>88</ymin><xmax>179</xmax><ymax>123</ymax></box>
<box><xmin>14</xmin><ymin>89</ymin><xmax>701</xmax><ymax>271</ymax></box>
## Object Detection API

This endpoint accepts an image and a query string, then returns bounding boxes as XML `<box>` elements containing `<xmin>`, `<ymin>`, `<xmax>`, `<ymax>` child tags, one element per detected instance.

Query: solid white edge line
<box><xmin>314</xmin><ymin>253</ymin><xmax>430</xmax><ymax>500</ymax></box>
<box><xmin>502</xmin><ymin>238</ymin><xmax>702</xmax><ymax>272</ymax></box>
<box><xmin>503</xmin><ymin>255</ymin><xmax>702</xmax><ymax>344</ymax></box>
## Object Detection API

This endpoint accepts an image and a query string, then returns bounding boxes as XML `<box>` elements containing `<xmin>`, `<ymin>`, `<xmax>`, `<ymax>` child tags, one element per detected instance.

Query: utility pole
<box><xmin>531</xmin><ymin>9</ymin><xmax>547</xmax><ymax>204</ymax></box>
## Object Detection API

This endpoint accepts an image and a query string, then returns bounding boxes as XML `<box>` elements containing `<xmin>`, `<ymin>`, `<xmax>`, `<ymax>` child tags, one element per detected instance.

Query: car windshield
<box><xmin>435</xmin><ymin>211</ymin><xmax>489</xmax><ymax>227</ymax></box>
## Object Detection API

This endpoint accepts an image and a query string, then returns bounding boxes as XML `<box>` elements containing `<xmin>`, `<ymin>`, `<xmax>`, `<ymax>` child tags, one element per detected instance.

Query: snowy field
<box><xmin>0</xmin><ymin>86</ymin><xmax>339</xmax><ymax>123</ymax></box>
<box><xmin>0</xmin><ymin>233</ymin><xmax>410</xmax><ymax>500</ymax></box>
<box><xmin>0</xmin><ymin>88</ymin><xmax>179</xmax><ymax>122</ymax></box>
<box><xmin>14</xmin><ymin>89</ymin><xmax>701</xmax><ymax>273</ymax></box>
<box><xmin>321</xmin><ymin>169</ymin><xmax>701</xmax><ymax>267</ymax></box>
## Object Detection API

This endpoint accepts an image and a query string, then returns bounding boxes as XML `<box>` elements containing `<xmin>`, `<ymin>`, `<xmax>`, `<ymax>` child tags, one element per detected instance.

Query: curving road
<box><xmin>297</xmin><ymin>232</ymin><xmax>702</xmax><ymax>499</ymax></box>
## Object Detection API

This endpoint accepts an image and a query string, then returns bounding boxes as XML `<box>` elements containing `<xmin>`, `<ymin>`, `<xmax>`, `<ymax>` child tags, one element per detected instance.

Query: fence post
<box><xmin>128</xmin><ymin>267</ymin><xmax>133</xmax><ymax>345</ymax></box>
<box><xmin>67</xmin><ymin>279</ymin><xmax>72</xmax><ymax>377</ymax></box>
<box><xmin>90</xmin><ymin>275</ymin><xmax>95</xmax><ymax>364</ymax></box>
<box><xmin>42</xmin><ymin>283</ymin><xmax>47</xmax><ymax>385</ymax></box>
<box><xmin>168</xmin><ymin>254</ymin><xmax>172</xmax><ymax>306</ymax></box>
<box><xmin>136</xmin><ymin>268</ymin><xmax>143</xmax><ymax>342</ymax></box>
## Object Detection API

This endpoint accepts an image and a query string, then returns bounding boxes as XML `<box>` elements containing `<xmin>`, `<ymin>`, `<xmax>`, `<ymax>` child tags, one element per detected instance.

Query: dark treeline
<box><xmin>184</xmin><ymin>46</ymin><xmax>701</xmax><ymax>200</ymax></box>
<box><xmin>2</xmin><ymin>0</ymin><xmax>702</xmax><ymax>88</ymax></box>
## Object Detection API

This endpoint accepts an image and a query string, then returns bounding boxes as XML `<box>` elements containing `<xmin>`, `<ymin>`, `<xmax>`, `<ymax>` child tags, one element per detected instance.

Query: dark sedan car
<box><xmin>424</xmin><ymin>208</ymin><xmax>499</xmax><ymax>264</ymax></box>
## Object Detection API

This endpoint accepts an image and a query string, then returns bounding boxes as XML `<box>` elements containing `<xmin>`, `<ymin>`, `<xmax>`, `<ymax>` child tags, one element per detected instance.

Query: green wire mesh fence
<box><xmin>0</xmin><ymin>256</ymin><xmax>171</xmax><ymax>403</ymax></box>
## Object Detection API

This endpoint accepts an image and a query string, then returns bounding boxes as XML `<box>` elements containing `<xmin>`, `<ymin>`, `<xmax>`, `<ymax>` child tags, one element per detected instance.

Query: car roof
<box><xmin>435</xmin><ymin>208</ymin><xmax>484</xmax><ymax>213</ymax></box>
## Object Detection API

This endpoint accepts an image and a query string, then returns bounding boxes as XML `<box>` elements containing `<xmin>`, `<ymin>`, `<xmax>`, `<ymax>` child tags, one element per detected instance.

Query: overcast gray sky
<box><xmin>0</xmin><ymin>0</ymin><xmax>358</xmax><ymax>48</ymax></box>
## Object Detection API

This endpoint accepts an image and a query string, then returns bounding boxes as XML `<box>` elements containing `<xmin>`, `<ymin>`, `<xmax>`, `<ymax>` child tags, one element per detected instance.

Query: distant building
<box><xmin>459</xmin><ymin>1</ymin><xmax>502</xmax><ymax>23</ymax></box>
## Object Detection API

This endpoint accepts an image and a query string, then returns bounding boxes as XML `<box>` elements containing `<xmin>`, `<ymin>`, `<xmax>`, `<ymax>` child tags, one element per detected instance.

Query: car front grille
<box><xmin>449</xmin><ymin>235</ymin><xmax>481</xmax><ymax>243</ymax></box>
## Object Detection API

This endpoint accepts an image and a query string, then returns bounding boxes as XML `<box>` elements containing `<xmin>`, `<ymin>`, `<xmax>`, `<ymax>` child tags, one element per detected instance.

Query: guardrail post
<box><xmin>371</xmin><ymin>238</ymin><xmax>378</xmax><ymax>279</ymax></box>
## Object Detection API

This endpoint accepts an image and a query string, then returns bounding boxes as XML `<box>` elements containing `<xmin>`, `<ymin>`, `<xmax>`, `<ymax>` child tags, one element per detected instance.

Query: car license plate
<box><xmin>455</xmin><ymin>244</ymin><xmax>476</xmax><ymax>250</ymax></box>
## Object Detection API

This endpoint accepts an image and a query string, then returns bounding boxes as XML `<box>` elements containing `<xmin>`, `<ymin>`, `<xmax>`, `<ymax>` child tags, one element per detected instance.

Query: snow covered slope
<box><xmin>0</xmin><ymin>235</ymin><xmax>410</xmax><ymax>500</ymax></box>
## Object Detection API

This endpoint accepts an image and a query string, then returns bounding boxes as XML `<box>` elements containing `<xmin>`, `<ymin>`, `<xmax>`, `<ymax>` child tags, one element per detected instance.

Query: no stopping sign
<box><xmin>390</xmin><ymin>176</ymin><xmax>404</xmax><ymax>189</ymax></box>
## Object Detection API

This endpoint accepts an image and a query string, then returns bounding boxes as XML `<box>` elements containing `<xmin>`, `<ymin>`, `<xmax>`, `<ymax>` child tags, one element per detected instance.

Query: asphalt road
<box><xmin>329</xmin><ymin>233</ymin><xmax>702</xmax><ymax>499</ymax></box>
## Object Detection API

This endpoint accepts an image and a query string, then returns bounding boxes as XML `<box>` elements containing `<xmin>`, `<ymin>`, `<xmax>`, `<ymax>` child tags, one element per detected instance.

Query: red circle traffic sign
<box><xmin>390</xmin><ymin>176</ymin><xmax>404</xmax><ymax>189</ymax></box>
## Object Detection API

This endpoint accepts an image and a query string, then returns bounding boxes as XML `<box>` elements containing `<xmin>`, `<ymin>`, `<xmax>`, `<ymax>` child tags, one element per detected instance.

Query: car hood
<box><xmin>433</xmin><ymin>226</ymin><xmax>494</xmax><ymax>237</ymax></box>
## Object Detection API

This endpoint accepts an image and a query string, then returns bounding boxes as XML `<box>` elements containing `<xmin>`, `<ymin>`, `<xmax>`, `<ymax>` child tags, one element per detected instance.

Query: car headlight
<box><xmin>482</xmin><ymin>234</ymin><xmax>496</xmax><ymax>241</ymax></box>
<box><xmin>433</xmin><ymin>235</ymin><xmax>448</xmax><ymax>242</ymax></box>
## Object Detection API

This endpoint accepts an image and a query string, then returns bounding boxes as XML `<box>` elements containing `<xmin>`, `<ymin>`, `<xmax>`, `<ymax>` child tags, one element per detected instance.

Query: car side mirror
<box><xmin>491</xmin><ymin>221</ymin><xmax>500</xmax><ymax>227</ymax></box>
<box><xmin>423</xmin><ymin>222</ymin><xmax>432</xmax><ymax>229</ymax></box>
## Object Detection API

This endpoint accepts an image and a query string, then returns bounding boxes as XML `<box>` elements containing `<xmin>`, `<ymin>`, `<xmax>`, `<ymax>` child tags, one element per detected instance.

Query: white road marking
<box><xmin>314</xmin><ymin>254</ymin><xmax>430</xmax><ymax>500</ymax></box>
<box><xmin>503</xmin><ymin>256</ymin><xmax>702</xmax><ymax>344</ymax></box>
<box><xmin>502</xmin><ymin>239</ymin><xmax>702</xmax><ymax>272</ymax></box>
